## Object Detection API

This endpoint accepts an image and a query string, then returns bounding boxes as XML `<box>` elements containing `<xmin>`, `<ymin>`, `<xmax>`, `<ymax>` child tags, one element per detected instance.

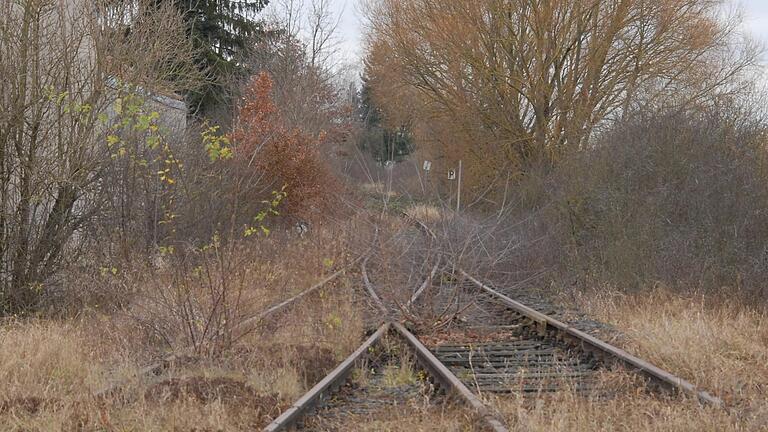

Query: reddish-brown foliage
<box><xmin>230</xmin><ymin>72</ymin><xmax>341</xmax><ymax>221</ymax></box>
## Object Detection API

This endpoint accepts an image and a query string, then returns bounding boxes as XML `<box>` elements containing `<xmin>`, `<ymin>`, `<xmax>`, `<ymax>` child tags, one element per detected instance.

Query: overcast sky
<box><xmin>741</xmin><ymin>0</ymin><xmax>768</xmax><ymax>56</ymax></box>
<box><xmin>320</xmin><ymin>0</ymin><xmax>768</xmax><ymax>65</ymax></box>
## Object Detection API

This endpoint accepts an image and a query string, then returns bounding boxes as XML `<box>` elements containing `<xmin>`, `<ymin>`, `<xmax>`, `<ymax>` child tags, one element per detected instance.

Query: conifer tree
<box><xmin>159</xmin><ymin>0</ymin><xmax>271</xmax><ymax>115</ymax></box>
<box><xmin>358</xmin><ymin>72</ymin><xmax>413</xmax><ymax>163</ymax></box>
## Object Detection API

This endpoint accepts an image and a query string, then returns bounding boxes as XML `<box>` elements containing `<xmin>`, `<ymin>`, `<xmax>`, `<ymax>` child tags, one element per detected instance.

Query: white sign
<box><xmin>422</xmin><ymin>160</ymin><xmax>432</xmax><ymax>171</ymax></box>
<box><xmin>448</xmin><ymin>169</ymin><xmax>456</xmax><ymax>180</ymax></box>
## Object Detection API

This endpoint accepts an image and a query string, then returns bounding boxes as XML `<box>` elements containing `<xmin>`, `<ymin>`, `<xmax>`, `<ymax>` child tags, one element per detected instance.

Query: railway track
<box><xmin>266</xmin><ymin>219</ymin><xmax>508</xmax><ymax>431</ymax></box>
<box><xmin>402</xmin><ymin>214</ymin><xmax>721</xmax><ymax>404</ymax></box>
<box><xmin>265</xmin><ymin>216</ymin><xmax>723</xmax><ymax>431</ymax></box>
<box><xmin>454</xmin><ymin>272</ymin><xmax>722</xmax><ymax>405</ymax></box>
<box><xmin>95</xmin><ymin>226</ymin><xmax>383</xmax><ymax>399</ymax></box>
<box><xmin>414</xmin><ymin>273</ymin><xmax>722</xmax><ymax>405</ymax></box>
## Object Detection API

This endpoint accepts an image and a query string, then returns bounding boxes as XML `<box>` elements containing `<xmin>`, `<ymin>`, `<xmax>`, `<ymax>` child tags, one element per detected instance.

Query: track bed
<box><xmin>298</xmin><ymin>336</ymin><xmax>472</xmax><ymax>431</ymax></box>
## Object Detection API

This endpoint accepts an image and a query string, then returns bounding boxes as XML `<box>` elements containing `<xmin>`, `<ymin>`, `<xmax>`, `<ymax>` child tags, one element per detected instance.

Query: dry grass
<box><xmin>6</xmin><ymin>197</ymin><xmax>765</xmax><ymax>431</ymax></box>
<box><xmin>0</xmin><ymin>321</ymin><xmax>105</xmax><ymax>402</ymax></box>
<box><xmin>405</xmin><ymin>204</ymin><xmax>443</xmax><ymax>222</ymax></box>
<box><xmin>492</xmin><ymin>390</ymin><xmax>739</xmax><ymax>431</ymax></box>
<box><xmin>0</xmin><ymin>218</ymin><xmax>373</xmax><ymax>431</ymax></box>
<box><xmin>0</xmin><ymin>281</ymin><xmax>362</xmax><ymax>430</ymax></box>
<box><xmin>579</xmin><ymin>288</ymin><xmax>768</xmax><ymax>421</ymax></box>
<box><xmin>487</xmin><ymin>287</ymin><xmax>768</xmax><ymax>431</ymax></box>
<box><xmin>361</xmin><ymin>182</ymin><xmax>399</xmax><ymax>198</ymax></box>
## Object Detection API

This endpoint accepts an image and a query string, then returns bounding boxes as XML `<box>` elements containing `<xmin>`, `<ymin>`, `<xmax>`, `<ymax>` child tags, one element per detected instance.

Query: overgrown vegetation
<box><xmin>0</xmin><ymin>0</ymin><xmax>199</xmax><ymax>314</ymax></box>
<box><xmin>553</xmin><ymin>108</ymin><xmax>768</xmax><ymax>298</ymax></box>
<box><xmin>361</xmin><ymin>0</ymin><xmax>768</xmax><ymax>304</ymax></box>
<box><xmin>363</xmin><ymin>0</ymin><xmax>762</xmax><ymax>195</ymax></box>
<box><xmin>2</xmin><ymin>0</ymin><xmax>768</xmax><ymax>429</ymax></box>
<box><xmin>357</xmin><ymin>71</ymin><xmax>415</xmax><ymax>164</ymax></box>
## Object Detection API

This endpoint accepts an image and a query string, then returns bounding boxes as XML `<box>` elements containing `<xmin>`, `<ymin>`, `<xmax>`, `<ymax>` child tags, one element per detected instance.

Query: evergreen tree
<box><xmin>158</xmin><ymin>0</ymin><xmax>271</xmax><ymax>116</ymax></box>
<box><xmin>358</xmin><ymin>74</ymin><xmax>413</xmax><ymax>163</ymax></box>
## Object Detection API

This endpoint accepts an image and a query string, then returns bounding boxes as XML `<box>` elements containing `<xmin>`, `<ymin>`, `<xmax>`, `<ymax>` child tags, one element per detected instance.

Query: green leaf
<box><xmin>147</xmin><ymin>135</ymin><xmax>160</xmax><ymax>149</ymax></box>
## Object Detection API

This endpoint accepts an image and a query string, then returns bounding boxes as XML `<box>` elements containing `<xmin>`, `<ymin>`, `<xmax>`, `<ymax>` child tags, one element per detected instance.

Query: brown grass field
<box><xmin>1</xmin><ymin>211</ymin><xmax>766</xmax><ymax>431</ymax></box>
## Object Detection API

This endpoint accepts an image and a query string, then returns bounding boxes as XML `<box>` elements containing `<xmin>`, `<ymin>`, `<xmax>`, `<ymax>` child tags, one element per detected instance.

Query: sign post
<box><xmin>447</xmin><ymin>160</ymin><xmax>463</xmax><ymax>212</ymax></box>
<box><xmin>456</xmin><ymin>159</ymin><xmax>462</xmax><ymax>212</ymax></box>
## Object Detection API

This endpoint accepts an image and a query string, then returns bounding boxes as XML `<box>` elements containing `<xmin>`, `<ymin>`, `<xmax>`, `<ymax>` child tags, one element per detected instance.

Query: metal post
<box><xmin>456</xmin><ymin>159</ymin><xmax>462</xmax><ymax>212</ymax></box>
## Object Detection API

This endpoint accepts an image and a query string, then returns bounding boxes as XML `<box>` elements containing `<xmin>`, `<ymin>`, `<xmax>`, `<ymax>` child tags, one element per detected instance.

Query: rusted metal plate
<box><xmin>264</xmin><ymin>323</ymin><xmax>390</xmax><ymax>432</ymax></box>
<box><xmin>461</xmin><ymin>271</ymin><xmax>723</xmax><ymax>407</ymax></box>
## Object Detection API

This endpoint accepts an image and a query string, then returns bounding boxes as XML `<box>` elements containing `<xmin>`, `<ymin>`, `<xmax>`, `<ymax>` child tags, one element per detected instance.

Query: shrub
<box><xmin>553</xmin><ymin>108</ymin><xmax>768</xmax><ymax>299</ymax></box>
<box><xmin>230</xmin><ymin>72</ymin><xmax>341</xmax><ymax>222</ymax></box>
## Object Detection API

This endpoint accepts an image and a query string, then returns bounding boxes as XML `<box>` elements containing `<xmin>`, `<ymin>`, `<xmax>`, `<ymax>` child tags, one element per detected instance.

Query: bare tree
<box><xmin>307</xmin><ymin>0</ymin><xmax>343</xmax><ymax>70</ymax></box>
<box><xmin>0</xmin><ymin>0</ymin><xmax>197</xmax><ymax>314</ymax></box>
<box><xmin>365</xmin><ymin>0</ymin><xmax>763</xmax><ymax>170</ymax></box>
<box><xmin>269</xmin><ymin>0</ymin><xmax>344</xmax><ymax>72</ymax></box>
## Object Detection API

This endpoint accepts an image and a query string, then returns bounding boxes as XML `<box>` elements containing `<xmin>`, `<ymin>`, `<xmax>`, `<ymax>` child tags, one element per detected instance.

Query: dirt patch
<box><xmin>234</xmin><ymin>344</ymin><xmax>338</xmax><ymax>386</ymax></box>
<box><xmin>291</xmin><ymin>345</ymin><xmax>337</xmax><ymax>384</ymax></box>
<box><xmin>145</xmin><ymin>376</ymin><xmax>286</xmax><ymax>421</ymax></box>
<box><xmin>0</xmin><ymin>396</ymin><xmax>54</xmax><ymax>415</ymax></box>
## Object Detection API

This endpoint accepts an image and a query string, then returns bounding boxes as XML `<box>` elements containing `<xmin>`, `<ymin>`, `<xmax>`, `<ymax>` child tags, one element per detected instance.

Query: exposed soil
<box><xmin>145</xmin><ymin>376</ymin><xmax>287</xmax><ymax>424</ymax></box>
<box><xmin>0</xmin><ymin>396</ymin><xmax>53</xmax><ymax>415</ymax></box>
<box><xmin>231</xmin><ymin>343</ymin><xmax>339</xmax><ymax>386</ymax></box>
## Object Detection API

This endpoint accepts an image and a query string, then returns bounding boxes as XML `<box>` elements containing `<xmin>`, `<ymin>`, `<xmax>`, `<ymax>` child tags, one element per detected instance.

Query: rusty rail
<box><xmin>359</xmin><ymin>250</ymin><xmax>509</xmax><ymax>431</ymax></box>
<box><xmin>391</xmin><ymin>322</ymin><xmax>509</xmax><ymax>432</ymax></box>
<box><xmin>236</xmin><ymin>252</ymin><xmax>371</xmax><ymax>331</ymax></box>
<box><xmin>96</xmin><ymin>228</ymin><xmax>380</xmax><ymax>399</ymax></box>
<box><xmin>401</xmin><ymin>210</ymin><xmax>437</xmax><ymax>240</ymax></box>
<box><xmin>405</xmin><ymin>261</ymin><xmax>440</xmax><ymax>309</ymax></box>
<box><xmin>264</xmin><ymin>323</ymin><xmax>390</xmax><ymax>432</ymax></box>
<box><xmin>360</xmin><ymin>255</ymin><xmax>389</xmax><ymax>316</ymax></box>
<box><xmin>460</xmin><ymin>271</ymin><xmax>723</xmax><ymax>407</ymax></box>
<box><xmin>264</xmin><ymin>321</ymin><xmax>509</xmax><ymax>432</ymax></box>
<box><xmin>238</xmin><ymin>226</ymin><xmax>380</xmax><ymax>331</ymax></box>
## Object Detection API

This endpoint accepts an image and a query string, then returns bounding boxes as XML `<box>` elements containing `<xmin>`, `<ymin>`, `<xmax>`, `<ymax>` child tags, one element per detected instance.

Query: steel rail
<box><xmin>236</xmin><ymin>252</ymin><xmax>370</xmax><ymax>332</ymax></box>
<box><xmin>399</xmin><ymin>209</ymin><xmax>440</xmax><ymax>308</ymax></box>
<box><xmin>360</xmin><ymin>255</ymin><xmax>390</xmax><ymax>316</ymax></box>
<box><xmin>96</xmin><ymin>255</ymin><xmax>372</xmax><ymax>400</ymax></box>
<box><xmin>359</xmin><ymin>246</ymin><xmax>509</xmax><ymax>431</ymax></box>
<box><xmin>460</xmin><ymin>271</ymin><xmax>724</xmax><ymax>407</ymax></box>
<box><xmin>263</xmin><ymin>323</ymin><xmax>390</xmax><ymax>432</ymax></box>
<box><xmin>391</xmin><ymin>322</ymin><xmax>510</xmax><ymax>432</ymax></box>
<box><xmin>401</xmin><ymin>210</ymin><xmax>437</xmax><ymax>240</ymax></box>
<box><xmin>96</xmin><ymin>228</ymin><xmax>380</xmax><ymax>400</ymax></box>
<box><xmin>264</xmin><ymin>321</ymin><xmax>510</xmax><ymax>432</ymax></box>
<box><xmin>96</xmin><ymin>263</ymin><xmax>364</xmax><ymax>399</ymax></box>
<box><xmin>362</xmin><ymin>213</ymin><xmax>440</xmax><ymax>314</ymax></box>
<box><xmin>237</xmin><ymin>226</ymin><xmax>381</xmax><ymax>331</ymax></box>
<box><xmin>264</xmin><ymin>218</ymin><xmax>437</xmax><ymax>427</ymax></box>
<box><xmin>405</xmin><ymin>261</ymin><xmax>440</xmax><ymax>309</ymax></box>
